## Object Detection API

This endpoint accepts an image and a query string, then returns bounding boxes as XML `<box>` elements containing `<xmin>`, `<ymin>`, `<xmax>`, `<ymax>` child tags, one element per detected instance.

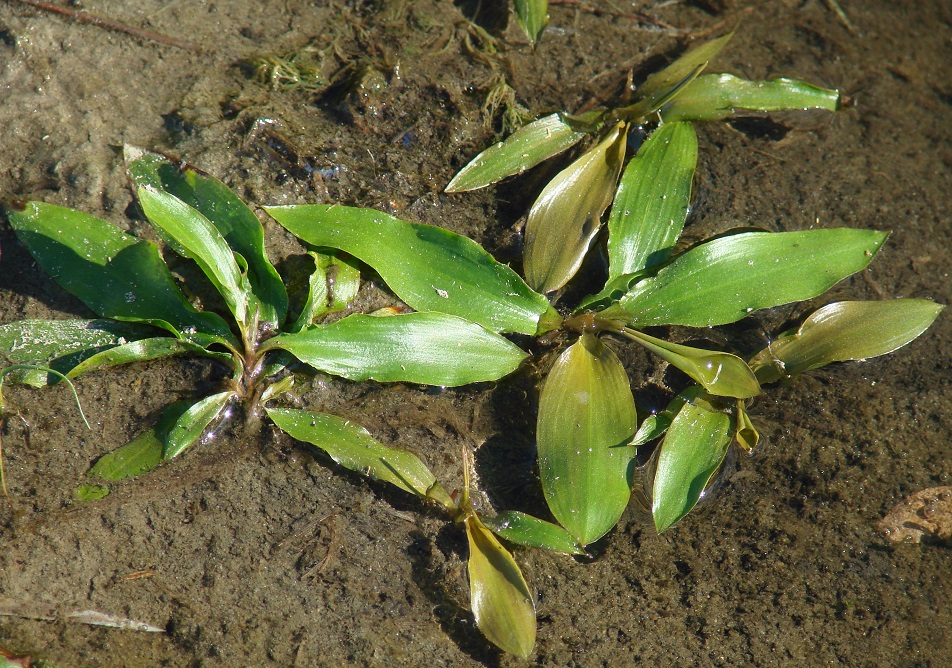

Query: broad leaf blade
<box><xmin>632</xmin><ymin>385</ymin><xmax>703</xmax><ymax>446</ymax></box>
<box><xmin>660</xmin><ymin>74</ymin><xmax>840</xmax><ymax>122</ymax></box>
<box><xmin>599</xmin><ymin>229</ymin><xmax>888</xmax><ymax>327</ymax></box>
<box><xmin>750</xmin><ymin>299</ymin><xmax>944</xmax><ymax>383</ymax></box>
<box><xmin>465</xmin><ymin>514</ymin><xmax>536</xmax><ymax>659</ymax></box>
<box><xmin>625</xmin><ymin>329</ymin><xmax>761</xmax><ymax>398</ymax></box>
<box><xmin>65</xmin><ymin>337</ymin><xmax>232</xmax><ymax>380</ymax></box>
<box><xmin>445</xmin><ymin>112</ymin><xmax>591</xmax><ymax>192</ymax></box>
<box><xmin>4</xmin><ymin>202</ymin><xmax>233</xmax><ymax>339</ymax></box>
<box><xmin>537</xmin><ymin>334</ymin><xmax>637</xmax><ymax>545</ymax></box>
<box><xmin>607</xmin><ymin>122</ymin><xmax>697</xmax><ymax>279</ymax></box>
<box><xmin>481</xmin><ymin>510</ymin><xmax>585</xmax><ymax>555</ymax></box>
<box><xmin>266</xmin><ymin>407</ymin><xmax>454</xmax><ymax>509</ymax></box>
<box><xmin>265</xmin><ymin>205</ymin><xmax>557</xmax><ymax>335</ymax></box>
<box><xmin>514</xmin><ymin>0</ymin><xmax>548</xmax><ymax>45</ymax></box>
<box><xmin>137</xmin><ymin>186</ymin><xmax>254</xmax><ymax>333</ymax></box>
<box><xmin>652</xmin><ymin>398</ymin><xmax>732</xmax><ymax>532</ymax></box>
<box><xmin>266</xmin><ymin>312</ymin><xmax>528</xmax><ymax>386</ymax></box>
<box><xmin>125</xmin><ymin>146</ymin><xmax>288</xmax><ymax>327</ymax></box>
<box><xmin>524</xmin><ymin>123</ymin><xmax>628</xmax><ymax>293</ymax></box>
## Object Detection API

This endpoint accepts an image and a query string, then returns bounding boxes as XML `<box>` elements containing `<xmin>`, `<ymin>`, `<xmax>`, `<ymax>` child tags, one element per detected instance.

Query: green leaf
<box><xmin>265</xmin><ymin>204</ymin><xmax>557</xmax><ymax>335</ymax></box>
<box><xmin>86</xmin><ymin>396</ymin><xmax>230</xmax><ymax>482</ymax></box>
<box><xmin>74</xmin><ymin>484</ymin><xmax>110</xmax><ymax>501</ymax></box>
<box><xmin>536</xmin><ymin>334</ymin><xmax>637</xmax><ymax>545</ymax></box>
<box><xmin>125</xmin><ymin>146</ymin><xmax>288</xmax><ymax>328</ymax></box>
<box><xmin>607</xmin><ymin>122</ymin><xmax>697</xmax><ymax>279</ymax></box>
<box><xmin>623</xmin><ymin>328</ymin><xmax>761</xmax><ymax>398</ymax></box>
<box><xmin>634</xmin><ymin>31</ymin><xmax>734</xmax><ymax>110</ymax></box>
<box><xmin>137</xmin><ymin>186</ymin><xmax>256</xmax><ymax>335</ymax></box>
<box><xmin>514</xmin><ymin>0</ymin><xmax>548</xmax><ymax>45</ymax></box>
<box><xmin>632</xmin><ymin>385</ymin><xmax>703</xmax><ymax>445</ymax></box>
<box><xmin>65</xmin><ymin>336</ymin><xmax>233</xmax><ymax>380</ymax></box>
<box><xmin>599</xmin><ymin>228</ymin><xmax>888</xmax><ymax>327</ymax></box>
<box><xmin>652</xmin><ymin>397</ymin><xmax>732</xmax><ymax>532</ymax></box>
<box><xmin>0</xmin><ymin>319</ymin><xmax>155</xmax><ymax>385</ymax></box>
<box><xmin>524</xmin><ymin>122</ymin><xmax>628</xmax><ymax>293</ymax></box>
<box><xmin>750</xmin><ymin>299</ymin><xmax>944</xmax><ymax>384</ymax></box>
<box><xmin>734</xmin><ymin>399</ymin><xmax>759</xmax><ymax>452</ymax></box>
<box><xmin>465</xmin><ymin>513</ymin><xmax>536</xmax><ymax>659</ymax></box>
<box><xmin>4</xmin><ymin>201</ymin><xmax>234</xmax><ymax>340</ymax></box>
<box><xmin>480</xmin><ymin>510</ymin><xmax>585</xmax><ymax>555</ymax></box>
<box><xmin>660</xmin><ymin>74</ymin><xmax>840</xmax><ymax>123</ymax></box>
<box><xmin>445</xmin><ymin>112</ymin><xmax>592</xmax><ymax>192</ymax></box>
<box><xmin>162</xmin><ymin>391</ymin><xmax>235</xmax><ymax>459</ymax></box>
<box><xmin>264</xmin><ymin>312</ymin><xmax>528</xmax><ymax>386</ymax></box>
<box><xmin>266</xmin><ymin>407</ymin><xmax>455</xmax><ymax>509</ymax></box>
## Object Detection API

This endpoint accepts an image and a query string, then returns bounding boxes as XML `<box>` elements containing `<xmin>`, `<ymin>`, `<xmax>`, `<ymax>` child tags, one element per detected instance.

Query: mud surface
<box><xmin>0</xmin><ymin>1</ymin><xmax>949</xmax><ymax>665</ymax></box>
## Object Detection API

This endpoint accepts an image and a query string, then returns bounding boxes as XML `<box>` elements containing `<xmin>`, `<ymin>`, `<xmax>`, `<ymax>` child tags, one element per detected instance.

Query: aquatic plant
<box><xmin>0</xmin><ymin>146</ymin><xmax>528</xmax><ymax>495</ymax></box>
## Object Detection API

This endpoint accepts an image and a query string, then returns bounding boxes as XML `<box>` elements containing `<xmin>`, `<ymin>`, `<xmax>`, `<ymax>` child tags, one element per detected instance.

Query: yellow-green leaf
<box><xmin>624</xmin><ymin>329</ymin><xmax>761</xmax><ymax>398</ymax></box>
<box><xmin>652</xmin><ymin>398</ymin><xmax>732</xmax><ymax>532</ymax></box>
<box><xmin>524</xmin><ymin>123</ymin><xmax>628</xmax><ymax>293</ymax></box>
<box><xmin>750</xmin><ymin>299</ymin><xmax>944</xmax><ymax>383</ymax></box>
<box><xmin>536</xmin><ymin>334</ymin><xmax>637</xmax><ymax>544</ymax></box>
<box><xmin>465</xmin><ymin>513</ymin><xmax>536</xmax><ymax>659</ymax></box>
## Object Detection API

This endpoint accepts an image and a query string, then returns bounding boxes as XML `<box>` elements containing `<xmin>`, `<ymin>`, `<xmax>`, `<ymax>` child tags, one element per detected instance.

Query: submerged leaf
<box><xmin>481</xmin><ymin>510</ymin><xmax>585</xmax><ymax>555</ymax></box>
<box><xmin>86</xmin><ymin>395</ymin><xmax>231</xmax><ymax>482</ymax></box>
<box><xmin>607</xmin><ymin>122</ymin><xmax>697</xmax><ymax>279</ymax></box>
<box><xmin>125</xmin><ymin>146</ymin><xmax>288</xmax><ymax>327</ymax></box>
<box><xmin>266</xmin><ymin>407</ymin><xmax>455</xmax><ymax>509</ymax></box>
<box><xmin>750</xmin><ymin>299</ymin><xmax>944</xmax><ymax>383</ymax></box>
<box><xmin>536</xmin><ymin>334</ymin><xmax>637</xmax><ymax>545</ymax></box>
<box><xmin>445</xmin><ymin>112</ymin><xmax>592</xmax><ymax>192</ymax></box>
<box><xmin>599</xmin><ymin>228</ymin><xmax>888</xmax><ymax>327</ymax></box>
<box><xmin>514</xmin><ymin>0</ymin><xmax>548</xmax><ymax>45</ymax></box>
<box><xmin>524</xmin><ymin>123</ymin><xmax>628</xmax><ymax>293</ymax></box>
<box><xmin>652</xmin><ymin>397</ymin><xmax>732</xmax><ymax>532</ymax></box>
<box><xmin>137</xmin><ymin>186</ymin><xmax>255</xmax><ymax>334</ymax></box>
<box><xmin>465</xmin><ymin>513</ymin><xmax>536</xmax><ymax>658</ymax></box>
<box><xmin>623</xmin><ymin>329</ymin><xmax>761</xmax><ymax>398</ymax></box>
<box><xmin>632</xmin><ymin>385</ymin><xmax>704</xmax><ymax>446</ymax></box>
<box><xmin>4</xmin><ymin>202</ymin><xmax>234</xmax><ymax>340</ymax></box>
<box><xmin>264</xmin><ymin>312</ymin><xmax>528</xmax><ymax>386</ymax></box>
<box><xmin>0</xmin><ymin>319</ymin><xmax>155</xmax><ymax>386</ymax></box>
<box><xmin>265</xmin><ymin>205</ymin><xmax>557</xmax><ymax>335</ymax></box>
<box><xmin>661</xmin><ymin>74</ymin><xmax>840</xmax><ymax>122</ymax></box>
<box><xmin>65</xmin><ymin>337</ymin><xmax>232</xmax><ymax>380</ymax></box>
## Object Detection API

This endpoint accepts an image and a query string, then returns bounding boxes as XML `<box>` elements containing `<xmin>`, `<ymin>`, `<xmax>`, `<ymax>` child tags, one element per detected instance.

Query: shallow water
<box><xmin>0</xmin><ymin>1</ymin><xmax>949</xmax><ymax>665</ymax></box>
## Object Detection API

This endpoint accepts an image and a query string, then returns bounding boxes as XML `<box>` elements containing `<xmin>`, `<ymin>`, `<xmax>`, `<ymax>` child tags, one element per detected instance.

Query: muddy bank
<box><xmin>0</xmin><ymin>1</ymin><xmax>949</xmax><ymax>665</ymax></box>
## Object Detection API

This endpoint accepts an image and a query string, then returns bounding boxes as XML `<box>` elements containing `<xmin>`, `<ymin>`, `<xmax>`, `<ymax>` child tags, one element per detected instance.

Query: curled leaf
<box><xmin>465</xmin><ymin>513</ymin><xmax>536</xmax><ymax>659</ymax></box>
<box><xmin>623</xmin><ymin>329</ymin><xmax>761</xmax><ymax>398</ymax></box>
<box><xmin>524</xmin><ymin>123</ymin><xmax>628</xmax><ymax>293</ymax></box>
<box><xmin>514</xmin><ymin>0</ymin><xmax>548</xmax><ymax>46</ymax></box>
<box><xmin>137</xmin><ymin>186</ymin><xmax>255</xmax><ymax>335</ymax></box>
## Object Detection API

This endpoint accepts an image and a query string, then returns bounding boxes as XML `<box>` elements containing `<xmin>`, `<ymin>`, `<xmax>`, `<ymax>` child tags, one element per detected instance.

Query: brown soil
<box><xmin>0</xmin><ymin>0</ymin><xmax>949</xmax><ymax>666</ymax></box>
